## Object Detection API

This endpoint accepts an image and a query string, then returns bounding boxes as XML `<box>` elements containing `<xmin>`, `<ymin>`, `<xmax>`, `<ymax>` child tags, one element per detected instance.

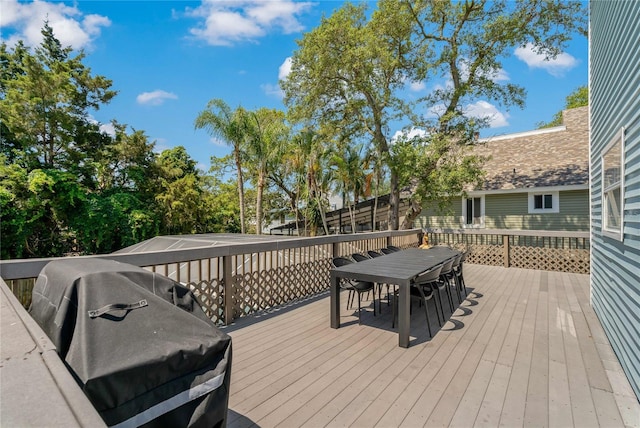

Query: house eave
<box><xmin>467</xmin><ymin>183</ymin><xmax>588</xmax><ymax>196</ymax></box>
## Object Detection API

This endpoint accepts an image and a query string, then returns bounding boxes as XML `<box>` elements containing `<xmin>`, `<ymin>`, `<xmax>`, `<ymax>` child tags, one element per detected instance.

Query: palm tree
<box><xmin>194</xmin><ymin>99</ymin><xmax>247</xmax><ymax>233</ymax></box>
<box><xmin>331</xmin><ymin>144</ymin><xmax>367</xmax><ymax>233</ymax></box>
<box><xmin>298</xmin><ymin>130</ymin><xmax>333</xmax><ymax>235</ymax></box>
<box><xmin>363</xmin><ymin>145</ymin><xmax>386</xmax><ymax>231</ymax></box>
<box><xmin>243</xmin><ymin>108</ymin><xmax>288</xmax><ymax>234</ymax></box>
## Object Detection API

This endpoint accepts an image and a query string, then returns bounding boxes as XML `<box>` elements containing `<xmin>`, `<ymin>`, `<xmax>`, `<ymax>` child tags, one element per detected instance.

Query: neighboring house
<box><xmin>590</xmin><ymin>1</ymin><xmax>640</xmax><ymax>400</ymax></box>
<box><xmin>415</xmin><ymin>106</ymin><xmax>589</xmax><ymax>231</ymax></box>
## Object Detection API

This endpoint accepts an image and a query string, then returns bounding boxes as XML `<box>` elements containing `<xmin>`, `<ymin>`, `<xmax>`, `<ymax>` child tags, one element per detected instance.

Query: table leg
<box><xmin>398</xmin><ymin>282</ymin><xmax>410</xmax><ymax>348</ymax></box>
<box><xmin>330</xmin><ymin>273</ymin><xmax>340</xmax><ymax>329</ymax></box>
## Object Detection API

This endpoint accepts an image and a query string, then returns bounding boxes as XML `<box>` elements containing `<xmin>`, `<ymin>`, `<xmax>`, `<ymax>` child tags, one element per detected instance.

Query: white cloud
<box><xmin>459</xmin><ymin>58</ymin><xmax>509</xmax><ymax>82</ymax></box>
<box><xmin>261</xmin><ymin>57</ymin><xmax>292</xmax><ymax>98</ymax></box>
<box><xmin>136</xmin><ymin>90</ymin><xmax>178</xmax><ymax>106</ymax></box>
<box><xmin>409</xmin><ymin>80</ymin><xmax>426</xmax><ymax>92</ymax></box>
<box><xmin>185</xmin><ymin>0</ymin><xmax>314</xmax><ymax>46</ymax></box>
<box><xmin>210</xmin><ymin>137</ymin><xmax>227</xmax><ymax>147</ymax></box>
<box><xmin>427</xmin><ymin>100</ymin><xmax>509</xmax><ymax>128</ymax></box>
<box><xmin>279</xmin><ymin>57</ymin><xmax>292</xmax><ymax>81</ymax></box>
<box><xmin>392</xmin><ymin>127</ymin><xmax>429</xmax><ymax>142</ymax></box>
<box><xmin>261</xmin><ymin>83</ymin><xmax>284</xmax><ymax>99</ymax></box>
<box><xmin>464</xmin><ymin>101</ymin><xmax>510</xmax><ymax>128</ymax></box>
<box><xmin>0</xmin><ymin>0</ymin><xmax>110</xmax><ymax>49</ymax></box>
<box><xmin>153</xmin><ymin>139</ymin><xmax>169</xmax><ymax>154</ymax></box>
<box><xmin>515</xmin><ymin>43</ymin><xmax>578</xmax><ymax>77</ymax></box>
<box><xmin>99</xmin><ymin>122</ymin><xmax>116</xmax><ymax>136</ymax></box>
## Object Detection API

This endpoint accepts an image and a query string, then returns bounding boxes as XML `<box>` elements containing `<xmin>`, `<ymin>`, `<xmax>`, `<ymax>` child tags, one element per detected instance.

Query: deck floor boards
<box><xmin>223</xmin><ymin>264</ymin><xmax>639</xmax><ymax>428</ymax></box>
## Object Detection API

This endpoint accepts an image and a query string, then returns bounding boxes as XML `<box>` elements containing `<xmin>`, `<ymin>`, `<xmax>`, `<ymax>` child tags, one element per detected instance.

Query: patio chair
<box><xmin>392</xmin><ymin>265</ymin><xmax>444</xmax><ymax>337</ymax></box>
<box><xmin>365</xmin><ymin>250</ymin><xmax>392</xmax><ymax>309</ymax></box>
<box><xmin>350</xmin><ymin>252</ymin><xmax>376</xmax><ymax>309</ymax></box>
<box><xmin>367</xmin><ymin>250</ymin><xmax>383</xmax><ymax>258</ymax></box>
<box><xmin>331</xmin><ymin>257</ymin><xmax>376</xmax><ymax>324</ymax></box>
<box><xmin>448</xmin><ymin>254</ymin><xmax>464</xmax><ymax>303</ymax></box>
<box><xmin>386</xmin><ymin>245</ymin><xmax>402</xmax><ymax>252</ymax></box>
<box><xmin>436</xmin><ymin>258</ymin><xmax>456</xmax><ymax>314</ymax></box>
<box><xmin>454</xmin><ymin>252</ymin><xmax>468</xmax><ymax>299</ymax></box>
<box><xmin>380</xmin><ymin>247</ymin><xmax>394</xmax><ymax>255</ymax></box>
<box><xmin>351</xmin><ymin>253</ymin><xmax>370</xmax><ymax>262</ymax></box>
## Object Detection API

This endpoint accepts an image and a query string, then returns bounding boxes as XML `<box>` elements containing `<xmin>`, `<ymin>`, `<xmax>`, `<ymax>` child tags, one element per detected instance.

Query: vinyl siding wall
<box><xmin>416</xmin><ymin>189</ymin><xmax>588</xmax><ymax>231</ymax></box>
<box><xmin>590</xmin><ymin>0</ymin><xmax>640</xmax><ymax>399</ymax></box>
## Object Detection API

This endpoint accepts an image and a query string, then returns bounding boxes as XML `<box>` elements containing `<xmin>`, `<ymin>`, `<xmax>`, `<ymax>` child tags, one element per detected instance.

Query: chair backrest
<box><xmin>439</xmin><ymin>258</ymin><xmax>454</xmax><ymax>275</ymax></box>
<box><xmin>380</xmin><ymin>248</ymin><xmax>394</xmax><ymax>255</ymax></box>
<box><xmin>351</xmin><ymin>253</ymin><xmax>370</xmax><ymax>262</ymax></box>
<box><xmin>413</xmin><ymin>265</ymin><xmax>443</xmax><ymax>285</ymax></box>
<box><xmin>451</xmin><ymin>254</ymin><xmax>462</xmax><ymax>269</ymax></box>
<box><xmin>387</xmin><ymin>245</ymin><xmax>401</xmax><ymax>252</ymax></box>
<box><xmin>332</xmin><ymin>256</ymin><xmax>354</xmax><ymax>268</ymax></box>
<box><xmin>367</xmin><ymin>250</ymin><xmax>383</xmax><ymax>258</ymax></box>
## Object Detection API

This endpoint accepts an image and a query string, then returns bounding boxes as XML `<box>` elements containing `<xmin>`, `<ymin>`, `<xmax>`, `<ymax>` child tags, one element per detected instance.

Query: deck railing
<box><xmin>0</xmin><ymin>230</ymin><xmax>421</xmax><ymax>325</ymax></box>
<box><xmin>423</xmin><ymin>228</ymin><xmax>590</xmax><ymax>274</ymax></box>
<box><xmin>0</xmin><ymin>228</ymin><xmax>590</xmax><ymax>325</ymax></box>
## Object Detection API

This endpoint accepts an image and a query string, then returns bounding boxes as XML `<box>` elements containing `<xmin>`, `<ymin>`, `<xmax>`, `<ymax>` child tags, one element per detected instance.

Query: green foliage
<box><xmin>195</xmin><ymin>99</ymin><xmax>249</xmax><ymax>233</ymax></box>
<box><xmin>538</xmin><ymin>85</ymin><xmax>588</xmax><ymax>128</ymax></box>
<box><xmin>283</xmin><ymin>0</ymin><xmax>587</xmax><ymax>229</ymax></box>
<box><xmin>0</xmin><ymin>26</ymin><xmax>246</xmax><ymax>258</ymax></box>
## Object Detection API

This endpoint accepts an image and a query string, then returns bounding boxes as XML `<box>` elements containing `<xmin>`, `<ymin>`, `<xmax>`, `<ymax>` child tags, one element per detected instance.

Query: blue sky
<box><xmin>1</xmin><ymin>0</ymin><xmax>588</xmax><ymax>172</ymax></box>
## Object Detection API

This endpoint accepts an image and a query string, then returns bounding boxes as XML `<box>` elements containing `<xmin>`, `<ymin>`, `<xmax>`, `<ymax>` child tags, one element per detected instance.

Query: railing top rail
<box><xmin>423</xmin><ymin>228</ymin><xmax>590</xmax><ymax>239</ymax></box>
<box><xmin>0</xmin><ymin>229</ymin><xmax>422</xmax><ymax>280</ymax></box>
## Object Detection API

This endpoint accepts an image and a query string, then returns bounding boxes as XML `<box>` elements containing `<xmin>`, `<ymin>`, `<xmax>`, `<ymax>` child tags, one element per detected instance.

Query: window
<box><xmin>462</xmin><ymin>196</ymin><xmax>484</xmax><ymax>227</ymax></box>
<box><xmin>602</xmin><ymin>127</ymin><xmax>624</xmax><ymax>240</ymax></box>
<box><xmin>528</xmin><ymin>192</ymin><xmax>559</xmax><ymax>213</ymax></box>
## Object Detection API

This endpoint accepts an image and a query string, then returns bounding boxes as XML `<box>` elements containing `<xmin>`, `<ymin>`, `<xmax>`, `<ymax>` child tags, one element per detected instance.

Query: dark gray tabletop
<box><xmin>331</xmin><ymin>247</ymin><xmax>459</xmax><ymax>285</ymax></box>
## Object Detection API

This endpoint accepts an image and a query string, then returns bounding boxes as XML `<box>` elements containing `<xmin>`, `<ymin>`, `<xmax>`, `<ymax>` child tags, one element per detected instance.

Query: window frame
<box><xmin>601</xmin><ymin>127</ymin><xmax>625</xmax><ymax>241</ymax></box>
<box><xmin>528</xmin><ymin>191</ymin><xmax>559</xmax><ymax>214</ymax></box>
<box><xmin>462</xmin><ymin>195</ymin><xmax>485</xmax><ymax>228</ymax></box>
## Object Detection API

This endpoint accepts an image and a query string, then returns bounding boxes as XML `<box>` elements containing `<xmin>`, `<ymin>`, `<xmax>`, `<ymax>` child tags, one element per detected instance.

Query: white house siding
<box><xmin>590</xmin><ymin>0</ymin><xmax>640</xmax><ymax>400</ymax></box>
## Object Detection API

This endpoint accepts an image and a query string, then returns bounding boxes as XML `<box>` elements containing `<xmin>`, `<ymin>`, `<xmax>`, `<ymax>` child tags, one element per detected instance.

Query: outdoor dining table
<box><xmin>330</xmin><ymin>246</ymin><xmax>460</xmax><ymax>348</ymax></box>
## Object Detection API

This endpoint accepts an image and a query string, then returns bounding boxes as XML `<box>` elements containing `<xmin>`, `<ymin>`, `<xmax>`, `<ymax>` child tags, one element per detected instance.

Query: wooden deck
<box><xmin>222</xmin><ymin>264</ymin><xmax>639</xmax><ymax>428</ymax></box>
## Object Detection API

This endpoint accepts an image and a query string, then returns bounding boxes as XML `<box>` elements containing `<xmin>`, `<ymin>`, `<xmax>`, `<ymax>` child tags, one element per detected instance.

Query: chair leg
<box><xmin>347</xmin><ymin>290</ymin><xmax>355</xmax><ymax>309</ymax></box>
<box><xmin>372</xmin><ymin>289</ymin><xmax>377</xmax><ymax>317</ymax></box>
<box><xmin>357</xmin><ymin>292</ymin><xmax>362</xmax><ymax>324</ymax></box>
<box><xmin>440</xmin><ymin>277</ymin><xmax>455</xmax><ymax>313</ymax></box>
<box><xmin>429</xmin><ymin>284</ymin><xmax>445</xmax><ymax>327</ymax></box>
<box><xmin>446</xmin><ymin>279</ymin><xmax>455</xmax><ymax>311</ymax></box>
<box><xmin>415</xmin><ymin>287</ymin><xmax>433</xmax><ymax>337</ymax></box>
<box><xmin>431</xmin><ymin>285</ymin><xmax>444</xmax><ymax>326</ymax></box>
<box><xmin>453</xmin><ymin>273</ymin><xmax>463</xmax><ymax>303</ymax></box>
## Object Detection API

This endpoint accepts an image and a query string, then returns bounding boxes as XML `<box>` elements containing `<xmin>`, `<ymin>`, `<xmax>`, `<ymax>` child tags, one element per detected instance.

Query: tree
<box><xmin>396</xmin><ymin>0</ymin><xmax>587</xmax><ymax>227</ymax></box>
<box><xmin>282</xmin><ymin>3</ymin><xmax>409</xmax><ymax>230</ymax></box>
<box><xmin>243</xmin><ymin>108</ymin><xmax>288</xmax><ymax>234</ymax></box>
<box><xmin>330</xmin><ymin>143</ymin><xmax>367</xmax><ymax>233</ymax></box>
<box><xmin>0</xmin><ymin>22</ymin><xmax>116</xmax><ymax>172</ymax></box>
<box><xmin>283</xmin><ymin>0</ymin><xmax>587</xmax><ymax>229</ymax></box>
<box><xmin>0</xmin><ymin>23</ymin><xmax>118</xmax><ymax>257</ymax></box>
<box><xmin>155</xmin><ymin>146</ymin><xmax>203</xmax><ymax>234</ymax></box>
<box><xmin>538</xmin><ymin>85</ymin><xmax>588</xmax><ymax>128</ymax></box>
<box><xmin>195</xmin><ymin>99</ymin><xmax>248</xmax><ymax>233</ymax></box>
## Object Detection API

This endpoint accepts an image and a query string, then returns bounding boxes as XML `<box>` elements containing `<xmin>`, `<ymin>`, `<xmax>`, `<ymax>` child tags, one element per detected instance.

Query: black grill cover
<box><xmin>28</xmin><ymin>258</ymin><xmax>232</xmax><ymax>428</ymax></box>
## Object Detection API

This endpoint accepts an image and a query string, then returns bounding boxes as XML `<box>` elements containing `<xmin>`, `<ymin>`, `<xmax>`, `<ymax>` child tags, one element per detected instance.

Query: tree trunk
<box><xmin>401</xmin><ymin>198</ymin><xmax>422</xmax><ymax>229</ymax></box>
<box><xmin>234</xmin><ymin>149</ymin><xmax>246</xmax><ymax>234</ymax></box>
<box><xmin>388</xmin><ymin>171</ymin><xmax>400</xmax><ymax>230</ymax></box>
<box><xmin>255</xmin><ymin>171</ymin><xmax>265</xmax><ymax>235</ymax></box>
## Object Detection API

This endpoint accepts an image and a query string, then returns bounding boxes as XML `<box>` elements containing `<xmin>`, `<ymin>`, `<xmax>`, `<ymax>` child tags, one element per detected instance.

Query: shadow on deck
<box><xmin>222</xmin><ymin>264</ymin><xmax>639</xmax><ymax>428</ymax></box>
